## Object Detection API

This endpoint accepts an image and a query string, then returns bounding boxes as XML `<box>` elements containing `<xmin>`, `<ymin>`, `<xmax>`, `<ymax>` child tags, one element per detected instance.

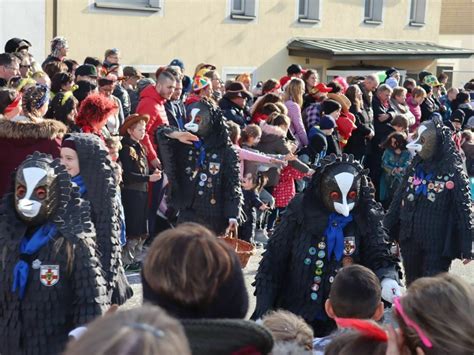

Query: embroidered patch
<box><xmin>343</xmin><ymin>236</ymin><xmax>356</xmax><ymax>256</ymax></box>
<box><xmin>40</xmin><ymin>265</ymin><xmax>59</xmax><ymax>286</ymax></box>
<box><xmin>209</xmin><ymin>162</ymin><xmax>220</xmax><ymax>175</ymax></box>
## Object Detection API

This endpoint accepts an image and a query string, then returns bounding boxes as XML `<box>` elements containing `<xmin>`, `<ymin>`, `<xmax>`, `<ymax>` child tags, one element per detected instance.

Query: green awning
<box><xmin>288</xmin><ymin>38</ymin><xmax>474</xmax><ymax>60</ymax></box>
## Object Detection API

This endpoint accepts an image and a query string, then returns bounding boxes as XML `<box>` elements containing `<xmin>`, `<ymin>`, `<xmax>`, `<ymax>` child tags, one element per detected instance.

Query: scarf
<box><xmin>193</xmin><ymin>140</ymin><xmax>206</xmax><ymax>169</ymax></box>
<box><xmin>72</xmin><ymin>174</ymin><xmax>87</xmax><ymax>195</ymax></box>
<box><xmin>12</xmin><ymin>222</ymin><xmax>58</xmax><ymax>299</ymax></box>
<box><xmin>325</xmin><ymin>213</ymin><xmax>353</xmax><ymax>261</ymax></box>
<box><xmin>413</xmin><ymin>166</ymin><xmax>433</xmax><ymax>196</ymax></box>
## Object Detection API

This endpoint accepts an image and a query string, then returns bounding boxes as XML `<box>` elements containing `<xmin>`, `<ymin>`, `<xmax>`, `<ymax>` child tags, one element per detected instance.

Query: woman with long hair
<box><xmin>283</xmin><ymin>78</ymin><xmax>308</xmax><ymax>149</ymax></box>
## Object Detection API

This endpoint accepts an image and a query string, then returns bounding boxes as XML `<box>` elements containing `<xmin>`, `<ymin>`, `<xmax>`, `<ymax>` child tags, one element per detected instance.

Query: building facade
<box><xmin>7</xmin><ymin>0</ymin><xmax>470</xmax><ymax>84</ymax></box>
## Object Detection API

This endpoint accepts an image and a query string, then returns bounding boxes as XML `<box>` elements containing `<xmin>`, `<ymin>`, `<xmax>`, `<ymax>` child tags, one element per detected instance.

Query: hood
<box><xmin>140</xmin><ymin>84</ymin><xmax>163</xmax><ymax>102</ymax></box>
<box><xmin>0</xmin><ymin>118</ymin><xmax>67</xmax><ymax>140</ymax></box>
<box><xmin>259</xmin><ymin>121</ymin><xmax>287</xmax><ymax>137</ymax></box>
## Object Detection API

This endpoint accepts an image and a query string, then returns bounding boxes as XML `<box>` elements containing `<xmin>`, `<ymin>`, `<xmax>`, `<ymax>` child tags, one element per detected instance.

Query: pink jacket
<box><xmin>285</xmin><ymin>100</ymin><xmax>308</xmax><ymax>148</ymax></box>
<box><xmin>406</xmin><ymin>96</ymin><xmax>421</xmax><ymax>133</ymax></box>
<box><xmin>272</xmin><ymin>165</ymin><xmax>308</xmax><ymax>208</ymax></box>
<box><xmin>233</xmin><ymin>144</ymin><xmax>278</xmax><ymax>179</ymax></box>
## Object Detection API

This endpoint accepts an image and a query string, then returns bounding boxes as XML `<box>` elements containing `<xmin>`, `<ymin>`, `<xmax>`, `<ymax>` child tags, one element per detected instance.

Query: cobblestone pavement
<box><xmin>122</xmin><ymin>249</ymin><xmax>474</xmax><ymax>313</ymax></box>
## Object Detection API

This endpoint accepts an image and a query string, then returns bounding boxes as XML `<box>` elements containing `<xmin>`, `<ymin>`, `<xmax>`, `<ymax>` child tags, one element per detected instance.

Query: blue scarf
<box><xmin>414</xmin><ymin>166</ymin><xmax>433</xmax><ymax>196</ymax></box>
<box><xmin>12</xmin><ymin>222</ymin><xmax>58</xmax><ymax>299</ymax></box>
<box><xmin>72</xmin><ymin>174</ymin><xmax>87</xmax><ymax>195</ymax></box>
<box><xmin>193</xmin><ymin>140</ymin><xmax>206</xmax><ymax>169</ymax></box>
<box><xmin>325</xmin><ymin>213</ymin><xmax>353</xmax><ymax>261</ymax></box>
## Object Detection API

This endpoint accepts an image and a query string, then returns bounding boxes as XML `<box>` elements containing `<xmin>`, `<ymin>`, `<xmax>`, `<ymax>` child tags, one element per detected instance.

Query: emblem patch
<box><xmin>40</xmin><ymin>265</ymin><xmax>59</xmax><ymax>286</ymax></box>
<box><xmin>209</xmin><ymin>162</ymin><xmax>220</xmax><ymax>175</ymax></box>
<box><xmin>343</xmin><ymin>236</ymin><xmax>356</xmax><ymax>256</ymax></box>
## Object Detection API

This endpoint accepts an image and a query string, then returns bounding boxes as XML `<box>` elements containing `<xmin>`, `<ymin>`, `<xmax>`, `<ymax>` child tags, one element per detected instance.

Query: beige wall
<box><xmin>440</xmin><ymin>0</ymin><xmax>474</xmax><ymax>35</ymax></box>
<box><xmin>46</xmin><ymin>0</ymin><xmax>443</xmax><ymax>81</ymax></box>
<box><xmin>439</xmin><ymin>35</ymin><xmax>474</xmax><ymax>88</ymax></box>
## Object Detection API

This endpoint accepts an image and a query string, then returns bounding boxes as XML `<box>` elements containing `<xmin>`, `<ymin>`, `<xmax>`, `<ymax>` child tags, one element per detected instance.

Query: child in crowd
<box><xmin>261</xmin><ymin>310</ymin><xmax>313</xmax><ymax>355</ymax></box>
<box><xmin>380</xmin><ymin>132</ymin><xmax>411</xmax><ymax>207</ymax></box>
<box><xmin>390</xmin><ymin>114</ymin><xmax>409</xmax><ymax>135</ymax></box>
<box><xmin>313</xmin><ymin>264</ymin><xmax>384</xmax><ymax>354</ymax></box>
<box><xmin>389</xmin><ymin>273</ymin><xmax>474</xmax><ymax>354</ymax></box>
<box><xmin>64</xmin><ymin>306</ymin><xmax>192</xmax><ymax>355</ymax></box>
<box><xmin>240</xmin><ymin>172</ymin><xmax>269</xmax><ymax>244</ymax></box>
<box><xmin>406</xmin><ymin>86</ymin><xmax>427</xmax><ymax>133</ymax></box>
<box><xmin>319</xmin><ymin>99</ymin><xmax>342</xmax><ymax>155</ymax></box>
<box><xmin>119</xmin><ymin>115</ymin><xmax>162</xmax><ymax>270</ymax></box>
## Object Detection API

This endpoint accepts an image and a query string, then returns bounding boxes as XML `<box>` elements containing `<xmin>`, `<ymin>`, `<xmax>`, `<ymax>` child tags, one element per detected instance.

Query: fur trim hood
<box><xmin>259</xmin><ymin>121</ymin><xmax>287</xmax><ymax>137</ymax></box>
<box><xmin>0</xmin><ymin>118</ymin><xmax>67</xmax><ymax>140</ymax></box>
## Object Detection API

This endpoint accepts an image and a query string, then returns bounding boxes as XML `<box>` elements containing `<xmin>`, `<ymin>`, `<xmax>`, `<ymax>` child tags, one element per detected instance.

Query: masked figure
<box><xmin>60</xmin><ymin>133</ymin><xmax>132</xmax><ymax>305</ymax></box>
<box><xmin>157</xmin><ymin>99</ymin><xmax>243</xmax><ymax>235</ymax></box>
<box><xmin>0</xmin><ymin>152</ymin><xmax>109</xmax><ymax>355</ymax></box>
<box><xmin>252</xmin><ymin>154</ymin><xmax>400</xmax><ymax>336</ymax></box>
<box><xmin>384</xmin><ymin>114</ymin><xmax>473</xmax><ymax>285</ymax></box>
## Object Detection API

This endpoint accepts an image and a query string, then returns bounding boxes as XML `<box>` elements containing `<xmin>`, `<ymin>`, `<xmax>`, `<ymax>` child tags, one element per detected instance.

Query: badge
<box><xmin>209</xmin><ymin>162</ymin><xmax>220</xmax><ymax>175</ymax></box>
<box><xmin>199</xmin><ymin>181</ymin><xmax>205</xmax><ymax>187</ymax></box>
<box><xmin>407</xmin><ymin>194</ymin><xmax>414</xmax><ymax>202</ymax></box>
<box><xmin>314</xmin><ymin>276</ymin><xmax>322</xmax><ymax>283</ymax></box>
<box><xmin>318</xmin><ymin>250</ymin><xmax>326</xmax><ymax>259</ymax></box>
<box><xmin>198</xmin><ymin>190</ymin><xmax>204</xmax><ymax>196</ymax></box>
<box><xmin>318</xmin><ymin>241</ymin><xmax>326</xmax><ymax>249</ymax></box>
<box><xmin>315</xmin><ymin>268</ymin><xmax>323</xmax><ymax>276</ymax></box>
<box><xmin>200</xmin><ymin>173</ymin><xmax>208</xmax><ymax>181</ymax></box>
<box><xmin>427</xmin><ymin>192</ymin><xmax>436</xmax><ymax>202</ymax></box>
<box><xmin>308</xmin><ymin>247</ymin><xmax>317</xmax><ymax>256</ymax></box>
<box><xmin>342</xmin><ymin>257</ymin><xmax>353</xmax><ymax>267</ymax></box>
<box><xmin>311</xmin><ymin>283</ymin><xmax>319</xmax><ymax>292</ymax></box>
<box><xmin>446</xmin><ymin>181</ymin><xmax>454</xmax><ymax>190</ymax></box>
<box><xmin>32</xmin><ymin>259</ymin><xmax>42</xmax><ymax>270</ymax></box>
<box><xmin>185</xmin><ymin>167</ymin><xmax>192</xmax><ymax>174</ymax></box>
<box><xmin>311</xmin><ymin>292</ymin><xmax>318</xmax><ymax>301</ymax></box>
<box><xmin>211</xmin><ymin>153</ymin><xmax>218</xmax><ymax>159</ymax></box>
<box><xmin>40</xmin><ymin>265</ymin><xmax>59</xmax><ymax>286</ymax></box>
<box><xmin>433</xmin><ymin>182</ymin><xmax>444</xmax><ymax>193</ymax></box>
<box><xmin>188</xmin><ymin>150</ymin><xmax>193</xmax><ymax>155</ymax></box>
<box><xmin>315</xmin><ymin>260</ymin><xmax>324</xmax><ymax>268</ymax></box>
<box><xmin>329</xmin><ymin>276</ymin><xmax>335</xmax><ymax>283</ymax></box>
<box><xmin>210</xmin><ymin>198</ymin><xmax>216</xmax><ymax>205</ymax></box>
<box><xmin>343</xmin><ymin>237</ymin><xmax>356</xmax><ymax>256</ymax></box>
<box><xmin>304</xmin><ymin>258</ymin><xmax>311</xmax><ymax>265</ymax></box>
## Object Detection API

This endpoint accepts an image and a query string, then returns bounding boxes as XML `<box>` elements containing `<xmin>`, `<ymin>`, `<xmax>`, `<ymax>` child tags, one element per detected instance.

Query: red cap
<box><xmin>313</xmin><ymin>83</ymin><xmax>333</xmax><ymax>93</ymax></box>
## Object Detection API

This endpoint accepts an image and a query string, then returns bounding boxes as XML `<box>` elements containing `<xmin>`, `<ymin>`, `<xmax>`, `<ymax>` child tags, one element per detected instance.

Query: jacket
<box><xmin>135</xmin><ymin>85</ymin><xmax>169</xmax><ymax>162</ymax></box>
<box><xmin>406</xmin><ymin>96</ymin><xmax>422</xmax><ymax>132</ymax></box>
<box><xmin>344</xmin><ymin>107</ymin><xmax>373</xmax><ymax>162</ymax></box>
<box><xmin>165</xmin><ymin>99</ymin><xmax>186</xmax><ymax>130</ymax></box>
<box><xmin>0</xmin><ymin>119</ymin><xmax>66</xmax><ymax>198</ymax></box>
<box><xmin>219</xmin><ymin>97</ymin><xmax>251</xmax><ymax>128</ymax></box>
<box><xmin>285</xmin><ymin>99</ymin><xmax>308</xmax><ymax>148</ymax></box>
<box><xmin>389</xmin><ymin>98</ymin><xmax>416</xmax><ymax>127</ymax></box>
<box><xmin>119</xmin><ymin>135</ymin><xmax>150</xmax><ymax>191</ymax></box>
<box><xmin>113</xmin><ymin>84</ymin><xmax>131</xmax><ymax>118</ymax></box>
<box><xmin>420</xmin><ymin>96</ymin><xmax>440</xmax><ymax>122</ymax></box>
<box><xmin>255</xmin><ymin>123</ymin><xmax>310</xmax><ymax>187</ymax></box>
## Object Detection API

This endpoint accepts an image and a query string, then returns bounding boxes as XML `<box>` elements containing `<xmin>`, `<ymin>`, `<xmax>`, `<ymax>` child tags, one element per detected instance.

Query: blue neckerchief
<box><xmin>193</xmin><ymin>140</ymin><xmax>206</xmax><ymax>169</ymax></box>
<box><xmin>72</xmin><ymin>174</ymin><xmax>87</xmax><ymax>196</ymax></box>
<box><xmin>12</xmin><ymin>222</ymin><xmax>58</xmax><ymax>299</ymax></box>
<box><xmin>414</xmin><ymin>166</ymin><xmax>433</xmax><ymax>196</ymax></box>
<box><xmin>325</xmin><ymin>213</ymin><xmax>353</xmax><ymax>261</ymax></box>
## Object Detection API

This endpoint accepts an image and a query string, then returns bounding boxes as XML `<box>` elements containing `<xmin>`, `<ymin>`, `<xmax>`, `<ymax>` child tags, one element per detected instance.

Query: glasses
<box><xmin>393</xmin><ymin>297</ymin><xmax>433</xmax><ymax>348</ymax></box>
<box><xmin>20</xmin><ymin>65</ymin><xmax>31</xmax><ymax>69</ymax></box>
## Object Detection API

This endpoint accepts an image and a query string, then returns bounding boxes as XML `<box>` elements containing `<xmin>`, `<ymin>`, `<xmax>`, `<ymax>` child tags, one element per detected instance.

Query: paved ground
<box><xmin>122</xmin><ymin>249</ymin><xmax>474</xmax><ymax>313</ymax></box>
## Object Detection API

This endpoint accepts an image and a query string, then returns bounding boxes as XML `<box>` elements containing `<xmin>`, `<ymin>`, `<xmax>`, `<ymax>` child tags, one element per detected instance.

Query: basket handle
<box><xmin>225</xmin><ymin>223</ymin><xmax>239</xmax><ymax>240</ymax></box>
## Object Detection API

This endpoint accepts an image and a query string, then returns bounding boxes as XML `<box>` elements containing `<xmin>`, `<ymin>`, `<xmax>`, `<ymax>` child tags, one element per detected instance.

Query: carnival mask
<box><xmin>406</xmin><ymin>121</ymin><xmax>438</xmax><ymax>161</ymax></box>
<box><xmin>15</xmin><ymin>156</ymin><xmax>57</xmax><ymax>225</ymax></box>
<box><xmin>320</xmin><ymin>163</ymin><xmax>361</xmax><ymax>217</ymax></box>
<box><xmin>185</xmin><ymin>102</ymin><xmax>212</xmax><ymax>138</ymax></box>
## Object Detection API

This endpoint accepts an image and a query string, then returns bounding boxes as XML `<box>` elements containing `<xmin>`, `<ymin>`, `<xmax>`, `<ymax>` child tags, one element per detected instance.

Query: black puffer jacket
<box><xmin>219</xmin><ymin>97</ymin><xmax>251</xmax><ymax>128</ymax></box>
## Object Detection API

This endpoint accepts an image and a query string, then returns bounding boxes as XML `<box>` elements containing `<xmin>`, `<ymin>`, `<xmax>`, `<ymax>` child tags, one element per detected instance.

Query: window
<box><xmin>364</xmin><ymin>0</ymin><xmax>383</xmax><ymax>25</ymax></box>
<box><xmin>95</xmin><ymin>0</ymin><xmax>161</xmax><ymax>12</ymax></box>
<box><xmin>410</xmin><ymin>0</ymin><xmax>426</xmax><ymax>27</ymax></box>
<box><xmin>299</xmin><ymin>0</ymin><xmax>321</xmax><ymax>23</ymax></box>
<box><xmin>230</xmin><ymin>0</ymin><xmax>257</xmax><ymax>20</ymax></box>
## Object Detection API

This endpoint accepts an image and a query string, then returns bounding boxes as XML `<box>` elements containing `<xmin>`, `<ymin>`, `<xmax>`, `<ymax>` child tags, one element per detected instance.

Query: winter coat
<box><xmin>165</xmin><ymin>99</ymin><xmax>186</xmax><ymax>130</ymax></box>
<box><xmin>119</xmin><ymin>135</ymin><xmax>150</xmax><ymax>236</ymax></box>
<box><xmin>255</xmin><ymin>123</ymin><xmax>310</xmax><ymax>187</ymax></box>
<box><xmin>135</xmin><ymin>85</ymin><xmax>169</xmax><ymax>162</ymax></box>
<box><xmin>420</xmin><ymin>96</ymin><xmax>440</xmax><ymax>122</ymax></box>
<box><xmin>406</xmin><ymin>96</ymin><xmax>422</xmax><ymax>132</ymax></box>
<box><xmin>253</xmin><ymin>176</ymin><xmax>399</xmax><ymax>333</ymax></box>
<box><xmin>344</xmin><ymin>107</ymin><xmax>373</xmax><ymax>162</ymax></box>
<box><xmin>389</xmin><ymin>98</ymin><xmax>416</xmax><ymax>127</ymax></box>
<box><xmin>0</xmin><ymin>119</ymin><xmax>66</xmax><ymax>198</ymax></box>
<box><xmin>306</xmin><ymin>126</ymin><xmax>328</xmax><ymax>163</ymax></box>
<box><xmin>113</xmin><ymin>84</ymin><xmax>131</xmax><ymax>118</ymax></box>
<box><xmin>357</xmin><ymin>82</ymin><xmax>374</xmax><ymax>122</ymax></box>
<box><xmin>239</xmin><ymin>189</ymin><xmax>264</xmax><ymax>242</ymax></box>
<box><xmin>219</xmin><ymin>97</ymin><xmax>251</xmax><ymax>128</ymax></box>
<box><xmin>272</xmin><ymin>165</ymin><xmax>308</xmax><ymax>208</ymax></box>
<box><xmin>285</xmin><ymin>99</ymin><xmax>308</xmax><ymax>148</ymax></box>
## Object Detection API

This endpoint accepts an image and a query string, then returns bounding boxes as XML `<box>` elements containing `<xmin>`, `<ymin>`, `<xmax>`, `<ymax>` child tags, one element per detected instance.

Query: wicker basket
<box><xmin>219</xmin><ymin>227</ymin><xmax>255</xmax><ymax>268</ymax></box>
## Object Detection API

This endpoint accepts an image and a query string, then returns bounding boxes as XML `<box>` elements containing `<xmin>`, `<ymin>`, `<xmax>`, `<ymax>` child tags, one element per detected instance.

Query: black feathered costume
<box><xmin>0</xmin><ymin>153</ymin><xmax>109</xmax><ymax>355</ymax></box>
<box><xmin>64</xmin><ymin>133</ymin><xmax>132</xmax><ymax>304</ymax></box>
<box><xmin>157</xmin><ymin>99</ymin><xmax>243</xmax><ymax>235</ymax></box>
<box><xmin>384</xmin><ymin>114</ymin><xmax>473</xmax><ymax>285</ymax></box>
<box><xmin>252</xmin><ymin>154</ymin><xmax>400</xmax><ymax>336</ymax></box>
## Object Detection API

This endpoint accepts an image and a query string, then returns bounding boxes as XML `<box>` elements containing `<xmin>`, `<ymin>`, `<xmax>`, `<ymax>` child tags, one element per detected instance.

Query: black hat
<box><xmin>169</xmin><ymin>58</ymin><xmax>185</xmax><ymax>70</ymax></box>
<box><xmin>287</xmin><ymin>64</ymin><xmax>303</xmax><ymax>75</ymax></box>
<box><xmin>385</xmin><ymin>67</ymin><xmax>399</xmax><ymax>77</ymax></box>
<box><xmin>418</xmin><ymin>70</ymin><xmax>432</xmax><ymax>83</ymax></box>
<box><xmin>420</xmin><ymin>83</ymin><xmax>432</xmax><ymax>94</ymax></box>
<box><xmin>181</xmin><ymin>319</ymin><xmax>274</xmax><ymax>355</ymax></box>
<box><xmin>450</xmin><ymin>109</ymin><xmax>465</xmax><ymax>125</ymax></box>
<box><xmin>75</xmin><ymin>64</ymin><xmax>98</xmax><ymax>78</ymax></box>
<box><xmin>224</xmin><ymin>81</ymin><xmax>253</xmax><ymax>100</ymax></box>
<box><xmin>4</xmin><ymin>38</ymin><xmax>31</xmax><ymax>53</ymax></box>
<box><xmin>73</xmin><ymin>80</ymin><xmax>97</xmax><ymax>103</ymax></box>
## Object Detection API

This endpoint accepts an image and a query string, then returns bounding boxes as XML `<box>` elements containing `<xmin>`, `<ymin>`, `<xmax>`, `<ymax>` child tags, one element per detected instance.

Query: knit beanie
<box><xmin>320</xmin><ymin>115</ymin><xmax>336</xmax><ymax>130</ymax></box>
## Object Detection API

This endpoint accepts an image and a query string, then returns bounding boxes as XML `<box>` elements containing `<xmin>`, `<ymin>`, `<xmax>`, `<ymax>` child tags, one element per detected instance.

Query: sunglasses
<box><xmin>393</xmin><ymin>297</ymin><xmax>433</xmax><ymax>348</ymax></box>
